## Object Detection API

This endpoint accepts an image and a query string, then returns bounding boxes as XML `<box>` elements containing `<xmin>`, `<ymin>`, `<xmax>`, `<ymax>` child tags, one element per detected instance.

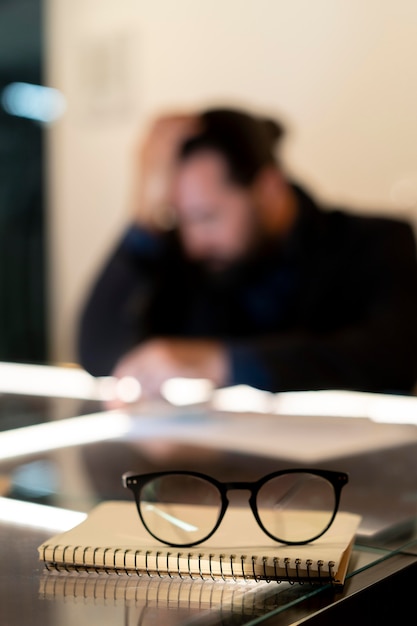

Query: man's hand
<box><xmin>109</xmin><ymin>338</ymin><xmax>230</xmax><ymax>406</ymax></box>
<box><xmin>129</xmin><ymin>114</ymin><xmax>201</xmax><ymax>232</ymax></box>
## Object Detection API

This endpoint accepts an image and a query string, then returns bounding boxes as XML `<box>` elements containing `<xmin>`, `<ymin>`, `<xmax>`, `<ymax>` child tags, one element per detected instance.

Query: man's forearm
<box><xmin>227</xmin><ymin>322</ymin><xmax>417</xmax><ymax>395</ymax></box>
<box><xmin>77</xmin><ymin>226</ymin><xmax>161</xmax><ymax>376</ymax></box>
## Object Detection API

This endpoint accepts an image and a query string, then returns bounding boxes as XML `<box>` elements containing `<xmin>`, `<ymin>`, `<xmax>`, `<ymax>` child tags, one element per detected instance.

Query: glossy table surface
<box><xmin>1</xmin><ymin>377</ymin><xmax>417</xmax><ymax>625</ymax></box>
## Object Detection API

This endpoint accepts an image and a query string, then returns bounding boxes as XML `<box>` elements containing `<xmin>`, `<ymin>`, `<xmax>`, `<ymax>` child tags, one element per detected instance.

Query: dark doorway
<box><xmin>0</xmin><ymin>0</ymin><xmax>46</xmax><ymax>362</ymax></box>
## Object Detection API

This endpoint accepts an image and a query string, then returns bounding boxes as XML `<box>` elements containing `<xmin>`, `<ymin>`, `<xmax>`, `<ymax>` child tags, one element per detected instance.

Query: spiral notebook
<box><xmin>38</xmin><ymin>501</ymin><xmax>361</xmax><ymax>586</ymax></box>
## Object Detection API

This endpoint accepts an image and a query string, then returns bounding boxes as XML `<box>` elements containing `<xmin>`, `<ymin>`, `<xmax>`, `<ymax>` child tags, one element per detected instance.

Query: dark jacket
<box><xmin>78</xmin><ymin>185</ymin><xmax>417</xmax><ymax>394</ymax></box>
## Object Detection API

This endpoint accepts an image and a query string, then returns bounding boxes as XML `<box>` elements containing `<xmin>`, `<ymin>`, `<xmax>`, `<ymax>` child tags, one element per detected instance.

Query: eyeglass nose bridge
<box><xmin>223</xmin><ymin>481</ymin><xmax>256</xmax><ymax>492</ymax></box>
<box><xmin>220</xmin><ymin>481</ymin><xmax>258</xmax><ymax>507</ymax></box>
<box><xmin>217</xmin><ymin>482</ymin><xmax>266</xmax><ymax>534</ymax></box>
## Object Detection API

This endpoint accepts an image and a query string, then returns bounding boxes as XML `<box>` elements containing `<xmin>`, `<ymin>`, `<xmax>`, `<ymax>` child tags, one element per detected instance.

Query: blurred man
<box><xmin>78</xmin><ymin>107</ymin><xmax>417</xmax><ymax>399</ymax></box>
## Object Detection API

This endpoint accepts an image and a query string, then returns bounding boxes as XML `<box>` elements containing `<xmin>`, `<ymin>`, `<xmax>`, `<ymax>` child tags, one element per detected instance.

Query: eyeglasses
<box><xmin>122</xmin><ymin>469</ymin><xmax>348</xmax><ymax>547</ymax></box>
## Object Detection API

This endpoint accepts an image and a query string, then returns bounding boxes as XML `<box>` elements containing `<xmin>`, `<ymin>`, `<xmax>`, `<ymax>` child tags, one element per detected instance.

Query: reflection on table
<box><xmin>1</xmin><ymin>363</ymin><xmax>417</xmax><ymax>625</ymax></box>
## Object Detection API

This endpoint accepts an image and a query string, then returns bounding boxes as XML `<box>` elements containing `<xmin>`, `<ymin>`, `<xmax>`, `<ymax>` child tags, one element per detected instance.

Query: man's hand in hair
<box><xmin>128</xmin><ymin>114</ymin><xmax>201</xmax><ymax>232</ymax></box>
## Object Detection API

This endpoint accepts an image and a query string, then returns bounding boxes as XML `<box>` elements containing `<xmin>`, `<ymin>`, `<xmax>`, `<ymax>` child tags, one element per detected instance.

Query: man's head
<box><xmin>171</xmin><ymin>108</ymin><xmax>293</xmax><ymax>271</ymax></box>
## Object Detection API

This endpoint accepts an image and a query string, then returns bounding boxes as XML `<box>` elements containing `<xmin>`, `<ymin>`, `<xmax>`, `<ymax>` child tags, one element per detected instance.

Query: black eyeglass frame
<box><xmin>122</xmin><ymin>468</ymin><xmax>349</xmax><ymax>548</ymax></box>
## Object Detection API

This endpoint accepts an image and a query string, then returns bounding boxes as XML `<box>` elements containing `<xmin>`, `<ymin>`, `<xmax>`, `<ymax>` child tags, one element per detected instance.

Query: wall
<box><xmin>44</xmin><ymin>0</ymin><xmax>417</xmax><ymax>363</ymax></box>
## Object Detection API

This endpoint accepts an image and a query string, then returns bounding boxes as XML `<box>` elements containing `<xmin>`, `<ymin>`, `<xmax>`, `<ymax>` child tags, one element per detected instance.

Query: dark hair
<box><xmin>179</xmin><ymin>108</ymin><xmax>285</xmax><ymax>186</ymax></box>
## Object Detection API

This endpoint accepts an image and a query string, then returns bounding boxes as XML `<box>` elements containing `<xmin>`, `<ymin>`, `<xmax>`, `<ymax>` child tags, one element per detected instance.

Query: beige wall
<box><xmin>45</xmin><ymin>0</ymin><xmax>417</xmax><ymax>363</ymax></box>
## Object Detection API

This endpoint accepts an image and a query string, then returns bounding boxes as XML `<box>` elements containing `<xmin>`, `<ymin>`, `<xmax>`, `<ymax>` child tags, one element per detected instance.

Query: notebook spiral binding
<box><xmin>41</xmin><ymin>544</ymin><xmax>336</xmax><ymax>585</ymax></box>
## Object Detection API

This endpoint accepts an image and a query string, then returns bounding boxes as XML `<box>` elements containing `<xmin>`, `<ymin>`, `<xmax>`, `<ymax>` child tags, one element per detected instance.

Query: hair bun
<box><xmin>182</xmin><ymin>107</ymin><xmax>285</xmax><ymax>184</ymax></box>
<box><xmin>261</xmin><ymin>118</ymin><xmax>285</xmax><ymax>146</ymax></box>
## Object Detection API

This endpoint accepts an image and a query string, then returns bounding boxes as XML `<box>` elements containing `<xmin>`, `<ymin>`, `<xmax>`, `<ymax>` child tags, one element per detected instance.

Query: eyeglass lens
<box><xmin>256</xmin><ymin>472</ymin><xmax>336</xmax><ymax>542</ymax></box>
<box><xmin>136</xmin><ymin>472</ymin><xmax>337</xmax><ymax>546</ymax></box>
<box><xmin>139</xmin><ymin>473</ymin><xmax>222</xmax><ymax>545</ymax></box>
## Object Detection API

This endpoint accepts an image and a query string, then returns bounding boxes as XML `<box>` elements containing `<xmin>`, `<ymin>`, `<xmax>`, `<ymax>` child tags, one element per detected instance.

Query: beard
<box><xmin>193</xmin><ymin>228</ymin><xmax>281</xmax><ymax>288</ymax></box>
